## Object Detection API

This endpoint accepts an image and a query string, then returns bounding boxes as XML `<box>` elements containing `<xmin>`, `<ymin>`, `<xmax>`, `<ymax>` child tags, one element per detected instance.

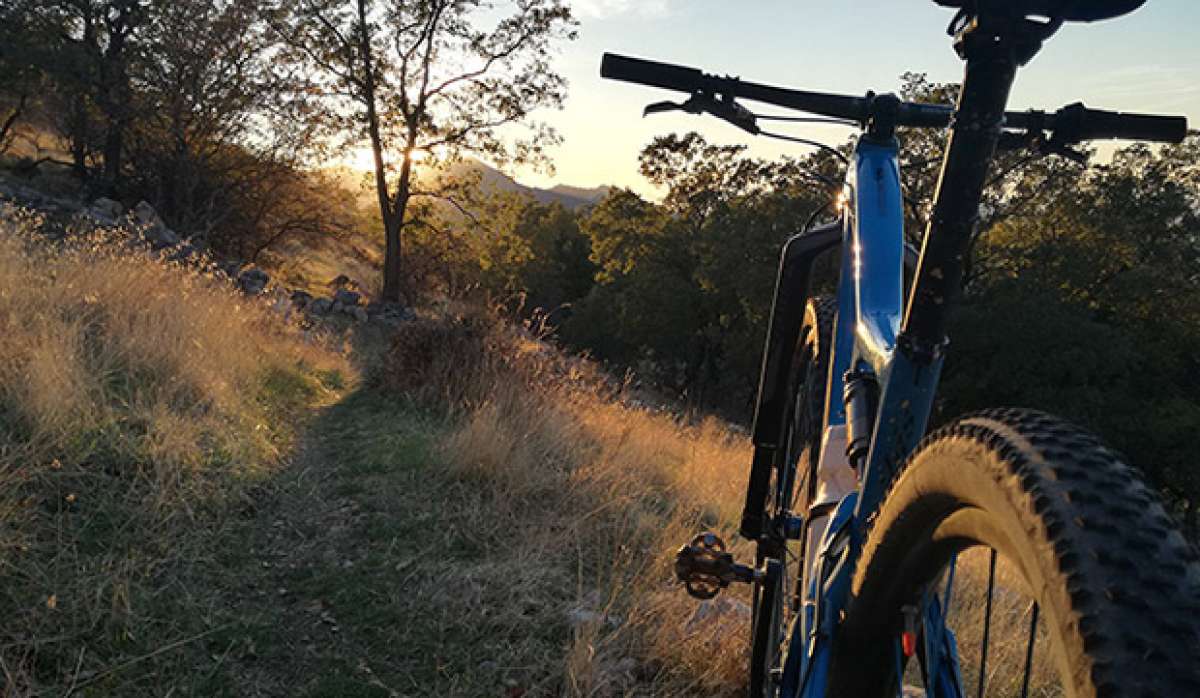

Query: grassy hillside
<box><xmin>1</xmin><ymin>201</ymin><xmax>1076</xmax><ymax>697</ymax></box>
<box><xmin>0</xmin><ymin>204</ymin><xmax>754</xmax><ymax>695</ymax></box>
<box><xmin>0</xmin><ymin>206</ymin><xmax>353</xmax><ymax>692</ymax></box>
<box><xmin>379</xmin><ymin>313</ymin><xmax>753</xmax><ymax>695</ymax></box>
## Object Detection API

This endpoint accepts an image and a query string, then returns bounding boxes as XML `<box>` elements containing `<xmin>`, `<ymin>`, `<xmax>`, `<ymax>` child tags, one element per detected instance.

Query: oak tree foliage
<box><xmin>266</xmin><ymin>0</ymin><xmax>577</xmax><ymax>302</ymax></box>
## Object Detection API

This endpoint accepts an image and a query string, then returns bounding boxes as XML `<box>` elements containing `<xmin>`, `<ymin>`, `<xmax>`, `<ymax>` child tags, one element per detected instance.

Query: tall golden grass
<box><xmin>387</xmin><ymin>311</ymin><xmax>753</xmax><ymax>695</ymax></box>
<box><xmin>0</xmin><ymin>206</ymin><xmax>351</xmax><ymax>690</ymax></box>
<box><xmin>390</xmin><ymin>311</ymin><xmax>1072</xmax><ymax>697</ymax></box>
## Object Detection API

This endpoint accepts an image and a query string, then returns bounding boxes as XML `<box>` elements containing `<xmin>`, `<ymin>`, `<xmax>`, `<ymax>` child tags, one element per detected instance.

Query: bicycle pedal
<box><xmin>674</xmin><ymin>532</ymin><xmax>758</xmax><ymax>600</ymax></box>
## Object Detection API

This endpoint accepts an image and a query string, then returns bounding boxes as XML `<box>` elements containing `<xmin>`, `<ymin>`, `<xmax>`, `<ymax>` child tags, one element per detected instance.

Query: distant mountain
<box><xmin>546</xmin><ymin>184</ymin><xmax>612</xmax><ymax>206</ymax></box>
<box><xmin>323</xmin><ymin>158</ymin><xmax>612</xmax><ymax>212</ymax></box>
<box><xmin>446</xmin><ymin>159</ymin><xmax>611</xmax><ymax>210</ymax></box>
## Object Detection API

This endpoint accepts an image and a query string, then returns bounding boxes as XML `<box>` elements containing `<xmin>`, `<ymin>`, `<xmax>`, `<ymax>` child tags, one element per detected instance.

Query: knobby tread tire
<box><xmin>790</xmin><ymin>295</ymin><xmax>836</xmax><ymax>488</ymax></box>
<box><xmin>828</xmin><ymin>407</ymin><xmax>1200</xmax><ymax>698</ymax></box>
<box><xmin>751</xmin><ymin>296</ymin><xmax>836</xmax><ymax>698</ymax></box>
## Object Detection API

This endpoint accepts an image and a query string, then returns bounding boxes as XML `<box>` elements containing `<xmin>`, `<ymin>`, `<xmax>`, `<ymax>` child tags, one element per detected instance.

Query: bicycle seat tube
<box><xmin>901</xmin><ymin>14</ymin><xmax>1056</xmax><ymax>359</ymax></box>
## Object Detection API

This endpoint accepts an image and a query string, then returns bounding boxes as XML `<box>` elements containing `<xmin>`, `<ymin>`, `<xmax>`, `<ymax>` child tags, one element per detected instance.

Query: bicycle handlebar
<box><xmin>600</xmin><ymin>52</ymin><xmax>1188</xmax><ymax>144</ymax></box>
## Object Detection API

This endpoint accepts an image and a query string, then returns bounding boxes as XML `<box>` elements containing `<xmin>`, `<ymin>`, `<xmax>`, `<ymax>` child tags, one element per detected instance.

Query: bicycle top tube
<box><xmin>600</xmin><ymin>52</ymin><xmax>1187</xmax><ymax>144</ymax></box>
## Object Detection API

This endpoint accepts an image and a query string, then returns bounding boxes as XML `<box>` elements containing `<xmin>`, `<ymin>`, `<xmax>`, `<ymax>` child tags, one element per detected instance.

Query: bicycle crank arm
<box><xmin>674</xmin><ymin>532</ymin><xmax>760</xmax><ymax>599</ymax></box>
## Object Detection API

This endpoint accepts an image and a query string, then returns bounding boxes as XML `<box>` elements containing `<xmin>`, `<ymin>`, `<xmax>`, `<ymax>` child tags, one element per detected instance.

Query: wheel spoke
<box><xmin>942</xmin><ymin>553</ymin><xmax>958</xmax><ymax>618</ymax></box>
<box><xmin>1019</xmin><ymin>601</ymin><xmax>1040</xmax><ymax>698</ymax></box>
<box><xmin>975</xmin><ymin>548</ymin><xmax>997</xmax><ymax>698</ymax></box>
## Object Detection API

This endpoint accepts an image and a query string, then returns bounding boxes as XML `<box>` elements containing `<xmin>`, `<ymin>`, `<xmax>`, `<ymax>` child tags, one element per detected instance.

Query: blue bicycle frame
<box><xmin>600</xmin><ymin>7</ymin><xmax>1191</xmax><ymax>697</ymax></box>
<box><xmin>775</xmin><ymin>135</ymin><xmax>953</xmax><ymax>698</ymax></box>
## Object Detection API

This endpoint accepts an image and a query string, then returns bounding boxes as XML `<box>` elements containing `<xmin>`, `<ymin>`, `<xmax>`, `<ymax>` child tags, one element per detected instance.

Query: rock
<box><xmin>148</xmin><ymin>225</ymin><xmax>181</xmax><ymax>250</ymax></box>
<box><xmin>216</xmin><ymin>259</ymin><xmax>244</xmax><ymax>280</ymax></box>
<box><xmin>350</xmin><ymin>306</ymin><xmax>368</xmax><ymax>323</ymax></box>
<box><xmin>685</xmin><ymin>596</ymin><xmax>751</xmax><ymax>633</ymax></box>
<box><xmin>132</xmin><ymin>201</ymin><xmax>163</xmax><ymax>228</ymax></box>
<box><xmin>333</xmin><ymin>288</ymin><xmax>361</xmax><ymax>307</ymax></box>
<box><xmin>290</xmin><ymin>290</ymin><xmax>313</xmax><ymax>308</ymax></box>
<box><xmin>130</xmin><ymin>201</ymin><xmax>181</xmax><ymax>249</ymax></box>
<box><xmin>90</xmin><ymin>197</ymin><xmax>123</xmax><ymax>221</ymax></box>
<box><xmin>309</xmin><ymin>298</ymin><xmax>333</xmax><ymax>316</ymax></box>
<box><xmin>331</xmin><ymin>300</ymin><xmax>344</xmax><ymax>315</ymax></box>
<box><xmin>366</xmin><ymin>301</ymin><xmax>416</xmax><ymax>326</ymax></box>
<box><xmin>238</xmin><ymin>267</ymin><xmax>270</xmax><ymax>296</ymax></box>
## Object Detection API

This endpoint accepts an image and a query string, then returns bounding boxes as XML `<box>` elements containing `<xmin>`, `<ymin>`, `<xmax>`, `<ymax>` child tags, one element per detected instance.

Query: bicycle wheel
<box><xmin>749</xmin><ymin>296</ymin><xmax>835</xmax><ymax>698</ymax></box>
<box><xmin>827</xmin><ymin>408</ymin><xmax>1200</xmax><ymax>697</ymax></box>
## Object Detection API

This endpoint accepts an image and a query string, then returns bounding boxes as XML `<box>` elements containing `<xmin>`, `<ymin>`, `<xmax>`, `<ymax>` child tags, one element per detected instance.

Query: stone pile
<box><xmin>0</xmin><ymin>178</ymin><xmax>417</xmax><ymax>329</ymax></box>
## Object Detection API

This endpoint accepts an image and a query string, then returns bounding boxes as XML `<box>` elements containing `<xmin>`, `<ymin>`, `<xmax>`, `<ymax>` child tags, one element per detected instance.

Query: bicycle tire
<box><xmin>749</xmin><ymin>296</ymin><xmax>835</xmax><ymax>698</ymax></box>
<box><xmin>827</xmin><ymin>408</ymin><xmax>1200</xmax><ymax>697</ymax></box>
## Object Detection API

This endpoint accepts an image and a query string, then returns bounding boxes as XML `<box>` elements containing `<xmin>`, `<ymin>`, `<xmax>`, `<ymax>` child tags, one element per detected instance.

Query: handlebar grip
<box><xmin>1060</xmin><ymin>103</ymin><xmax>1188</xmax><ymax>143</ymax></box>
<box><xmin>601</xmin><ymin>53</ymin><xmax>704</xmax><ymax>93</ymax></box>
<box><xmin>1091</xmin><ymin>110</ymin><xmax>1188</xmax><ymax>143</ymax></box>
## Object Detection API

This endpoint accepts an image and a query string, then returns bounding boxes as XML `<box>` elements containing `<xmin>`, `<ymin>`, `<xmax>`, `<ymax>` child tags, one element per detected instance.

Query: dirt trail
<box><xmin>199</xmin><ymin>387</ymin><xmax>573</xmax><ymax>698</ymax></box>
<box><xmin>206</xmin><ymin>390</ymin><xmax>437</xmax><ymax>697</ymax></box>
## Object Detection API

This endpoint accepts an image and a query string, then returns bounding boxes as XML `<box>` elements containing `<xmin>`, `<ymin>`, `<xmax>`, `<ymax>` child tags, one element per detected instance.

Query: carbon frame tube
<box><xmin>900</xmin><ymin>23</ymin><xmax>1028</xmax><ymax>357</ymax></box>
<box><xmin>853</xmin><ymin>17</ymin><xmax>1048</xmax><ymax>525</ymax></box>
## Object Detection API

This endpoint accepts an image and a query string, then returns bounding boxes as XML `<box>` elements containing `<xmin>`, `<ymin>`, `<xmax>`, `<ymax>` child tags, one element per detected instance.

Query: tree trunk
<box><xmin>0</xmin><ymin>93</ymin><xmax>27</xmax><ymax>151</ymax></box>
<box><xmin>100</xmin><ymin>120</ymin><xmax>123</xmax><ymax>195</ymax></box>
<box><xmin>356</xmin><ymin>0</ymin><xmax>409</xmax><ymax>304</ymax></box>
<box><xmin>68</xmin><ymin>94</ymin><xmax>89</xmax><ymax>180</ymax></box>
<box><xmin>381</xmin><ymin>159</ymin><xmax>413</xmax><ymax>303</ymax></box>
<box><xmin>97</xmin><ymin>4</ymin><xmax>133</xmax><ymax>196</ymax></box>
<box><xmin>382</xmin><ymin>211</ymin><xmax>404</xmax><ymax>302</ymax></box>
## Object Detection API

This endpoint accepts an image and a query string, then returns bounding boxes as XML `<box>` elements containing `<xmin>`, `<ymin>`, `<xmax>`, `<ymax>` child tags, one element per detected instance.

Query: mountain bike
<box><xmin>601</xmin><ymin>1</ymin><xmax>1200</xmax><ymax>696</ymax></box>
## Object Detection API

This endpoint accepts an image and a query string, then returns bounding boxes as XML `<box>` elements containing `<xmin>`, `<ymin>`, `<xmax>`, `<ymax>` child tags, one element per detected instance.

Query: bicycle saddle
<box><xmin>934</xmin><ymin>0</ymin><xmax>1145</xmax><ymax>22</ymax></box>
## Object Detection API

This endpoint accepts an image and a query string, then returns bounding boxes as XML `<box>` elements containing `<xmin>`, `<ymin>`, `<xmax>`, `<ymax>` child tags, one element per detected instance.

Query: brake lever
<box><xmin>1041</xmin><ymin>141</ymin><xmax>1088</xmax><ymax>163</ymax></box>
<box><xmin>643</xmin><ymin>100</ymin><xmax>688</xmax><ymax>116</ymax></box>
<box><xmin>642</xmin><ymin>92</ymin><xmax>761</xmax><ymax>136</ymax></box>
<box><xmin>996</xmin><ymin>129</ymin><xmax>1087</xmax><ymax>164</ymax></box>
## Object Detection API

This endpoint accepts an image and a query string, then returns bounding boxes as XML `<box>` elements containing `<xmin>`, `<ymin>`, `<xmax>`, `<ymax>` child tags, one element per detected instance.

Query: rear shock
<box><xmin>843</xmin><ymin>369</ymin><xmax>879</xmax><ymax>471</ymax></box>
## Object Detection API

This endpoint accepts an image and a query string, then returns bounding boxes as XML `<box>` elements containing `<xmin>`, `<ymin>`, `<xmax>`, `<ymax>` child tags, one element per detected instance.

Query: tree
<box><xmin>471</xmin><ymin>197</ymin><xmax>593</xmax><ymax>312</ymax></box>
<box><xmin>0</xmin><ymin>5</ymin><xmax>48</xmax><ymax>154</ymax></box>
<box><xmin>269</xmin><ymin>0</ymin><xmax>576</xmax><ymax>303</ymax></box>
<box><xmin>941</xmin><ymin>135</ymin><xmax>1200</xmax><ymax>536</ymax></box>
<box><xmin>118</xmin><ymin>0</ymin><xmax>351</xmax><ymax>259</ymax></box>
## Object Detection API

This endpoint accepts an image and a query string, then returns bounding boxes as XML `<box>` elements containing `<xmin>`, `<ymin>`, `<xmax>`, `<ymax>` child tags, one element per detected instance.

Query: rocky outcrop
<box><xmin>290</xmin><ymin>290</ymin><xmax>313</xmax><ymax>308</ymax></box>
<box><xmin>1</xmin><ymin>182</ymin><xmax>416</xmax><ymax>329</ymax></box>
<box><xmin>367</xmin><ymin>301</ymin><xmax>417</xmax><ymax>327</ymax></box>
<box><xmin>333</xmin><ymin>288</ymin><xmax>361</xmax><ymax>307</ymax></box>
<box><xmin>88</xmin><ymin>197</ymin><xmax>124</xmax><ymax>224</ymax></box>
<box><xmin>238</xmin><ymin>267</ymin><xmax>270</xmax><ymax>296</ymax></box>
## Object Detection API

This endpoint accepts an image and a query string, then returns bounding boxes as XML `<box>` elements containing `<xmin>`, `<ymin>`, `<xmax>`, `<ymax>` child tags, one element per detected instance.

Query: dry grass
<box><xmin>386</xmin><ymin>310</ymin><xmax>753</xmax><ymax>696</ymax></box>
<box><xmin>386</xmin><ymin>311</ymin><xmax>1079</xmax><ymax>697</ymax></box>
<box><xmin>0</xmin><ymin>205</ymin><xmax>352</xmax><ymax>692</ymax></box>
<box><xmin>933</xmin><ymin>547</ymin><xmax>1063</xmax><ymax>698</ymax></box>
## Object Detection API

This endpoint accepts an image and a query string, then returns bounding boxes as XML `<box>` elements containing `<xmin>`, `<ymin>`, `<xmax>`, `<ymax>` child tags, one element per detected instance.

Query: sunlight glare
<box><xmin>348</xmin><ymin>147</ymin><xmax>376</xmax><ymax>171</ymax></box>
<box><xmin>346</xmin><ymin>146</ymin><xmax>430</xmax><ymax>171</ymax></box>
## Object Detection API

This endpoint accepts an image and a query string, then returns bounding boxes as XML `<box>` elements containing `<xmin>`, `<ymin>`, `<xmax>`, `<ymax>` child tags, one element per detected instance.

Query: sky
<box><xmin>511</xmin><ymin>0</ymin><xmax>1200</xmax><ymax>196</ymax></box>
